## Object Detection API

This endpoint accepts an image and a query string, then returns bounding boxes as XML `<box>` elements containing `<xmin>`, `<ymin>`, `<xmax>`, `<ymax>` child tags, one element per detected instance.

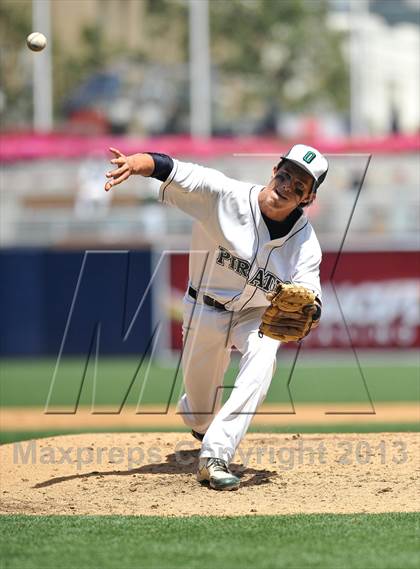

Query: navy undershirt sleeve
<box><xmin>145</xmin><ymin>153</ymin><xmax>174</xmax><ymax>182</ymax></box>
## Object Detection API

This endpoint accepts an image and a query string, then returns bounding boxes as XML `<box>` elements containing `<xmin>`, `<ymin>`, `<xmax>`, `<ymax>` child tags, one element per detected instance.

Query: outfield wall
<box><xmin>0</xmin><ymin>249</ymin><xmax>152</xmax><ymax>356</ymax></box>
<box><xmin>0</xmin><ymin>248</ymin><xmax>418</xmax><ymax>356</ymax></box>
<box><xmin>167</xmin><ymin>250</ymin><xmax>420</xmax><ymax>352</ymax></box>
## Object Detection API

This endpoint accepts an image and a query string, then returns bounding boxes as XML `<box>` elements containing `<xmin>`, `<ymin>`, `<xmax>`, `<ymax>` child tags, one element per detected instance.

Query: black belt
<box><xmin>188</xmin><ymin>286</ymin><xmax>228</xmax><ymax>311</ymax></box>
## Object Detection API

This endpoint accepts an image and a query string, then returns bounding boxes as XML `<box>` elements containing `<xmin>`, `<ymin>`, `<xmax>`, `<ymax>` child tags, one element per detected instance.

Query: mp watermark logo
<box><xmin>41</xmin><ymin>152</ymin><xmax>374</xmax><ymax>418</ymax></box>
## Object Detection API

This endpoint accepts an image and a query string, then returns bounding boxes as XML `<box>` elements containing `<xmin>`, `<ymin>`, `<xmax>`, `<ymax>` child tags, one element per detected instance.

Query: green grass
<box><xmin>1</xmin><ymin>357</ymin><xmax>418</xmax><ymax>443</ymax></box>
<box><xmin>1</xmin><ymin>422</ymin><xmax>419</xmax><ymax>445</ymax></box>
<box><xmin>1</xmin><ymin>357</ymin><xmax>419</xmax><ymax>408</ymax></box>
<box><xmin>0</xmin><ymin>513</ymin><xmax>418</xmax><ymax>569</ymax></box>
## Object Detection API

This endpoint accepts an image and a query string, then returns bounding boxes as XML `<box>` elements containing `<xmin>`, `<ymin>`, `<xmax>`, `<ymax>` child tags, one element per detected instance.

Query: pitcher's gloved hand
<box><xmin>259</xmin><ymin>283</ymin><xmax>321</xmax><ymax>342</ymax></box>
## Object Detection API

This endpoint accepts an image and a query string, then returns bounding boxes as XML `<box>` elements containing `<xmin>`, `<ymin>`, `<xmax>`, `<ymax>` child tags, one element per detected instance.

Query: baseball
<box><xmin>26</xmin><ymin>32</ymin><xmax>47</xmax><ymax>52</ymax></box>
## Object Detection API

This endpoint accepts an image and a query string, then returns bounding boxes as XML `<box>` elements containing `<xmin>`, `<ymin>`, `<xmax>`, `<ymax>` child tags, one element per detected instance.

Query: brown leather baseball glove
<box><xmin>259</xmin><ymin>283</ymin><xmax>321</xmax><ymax>343</ymax></box>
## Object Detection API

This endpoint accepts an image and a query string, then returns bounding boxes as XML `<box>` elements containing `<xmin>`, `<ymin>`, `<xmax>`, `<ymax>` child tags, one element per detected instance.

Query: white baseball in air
<box><xmin>26</xmin><ymin>32</ymin><xmax>47</xmax><ymax>52</ymax></box>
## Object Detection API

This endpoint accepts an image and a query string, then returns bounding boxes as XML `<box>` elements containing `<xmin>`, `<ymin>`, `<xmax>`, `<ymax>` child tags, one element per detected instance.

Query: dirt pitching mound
<box><xmin>1</xmin><ymin>433</ymin><xmax>418</xmax><ymax>516</ymax></box>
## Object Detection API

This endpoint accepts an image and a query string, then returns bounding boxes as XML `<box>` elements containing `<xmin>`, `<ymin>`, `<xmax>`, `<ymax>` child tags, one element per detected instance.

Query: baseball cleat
<box><xmin>191</xmin><ymin>429</ymin><xmax>205</xmax><ymax>442</ymax></box>
<box><xmin>196</xmin><ymin>457</ymin><xmax>240</xmax><ymax>491</ymax></box>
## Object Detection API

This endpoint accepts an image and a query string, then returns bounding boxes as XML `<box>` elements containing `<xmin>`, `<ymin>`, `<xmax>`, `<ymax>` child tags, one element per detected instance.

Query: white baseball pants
<box><xmin>178</xmin><ymin>296</ymin><xmax>280</xmax><ymax>463</ymax></box>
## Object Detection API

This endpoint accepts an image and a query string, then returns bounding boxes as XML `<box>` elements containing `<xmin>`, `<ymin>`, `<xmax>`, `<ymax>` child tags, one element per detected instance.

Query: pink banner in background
<box><xmin>0</xmin><ymin>133</ymin><xmax>419</xmax><ymax>162</ymax></box>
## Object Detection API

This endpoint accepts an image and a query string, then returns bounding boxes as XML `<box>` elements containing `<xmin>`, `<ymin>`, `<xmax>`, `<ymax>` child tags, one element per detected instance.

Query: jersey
<box><xmin>159</xmin><ymin>160</ymin><xmax>322</xmax><ymax>311</ymax></box>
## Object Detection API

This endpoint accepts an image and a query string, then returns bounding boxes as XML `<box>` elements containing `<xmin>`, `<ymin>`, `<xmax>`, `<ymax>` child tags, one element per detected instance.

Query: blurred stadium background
<box><xmin>0</xmin><ymin>0</ymin><xmax>419</xmax><ymax>442</ymax></box>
